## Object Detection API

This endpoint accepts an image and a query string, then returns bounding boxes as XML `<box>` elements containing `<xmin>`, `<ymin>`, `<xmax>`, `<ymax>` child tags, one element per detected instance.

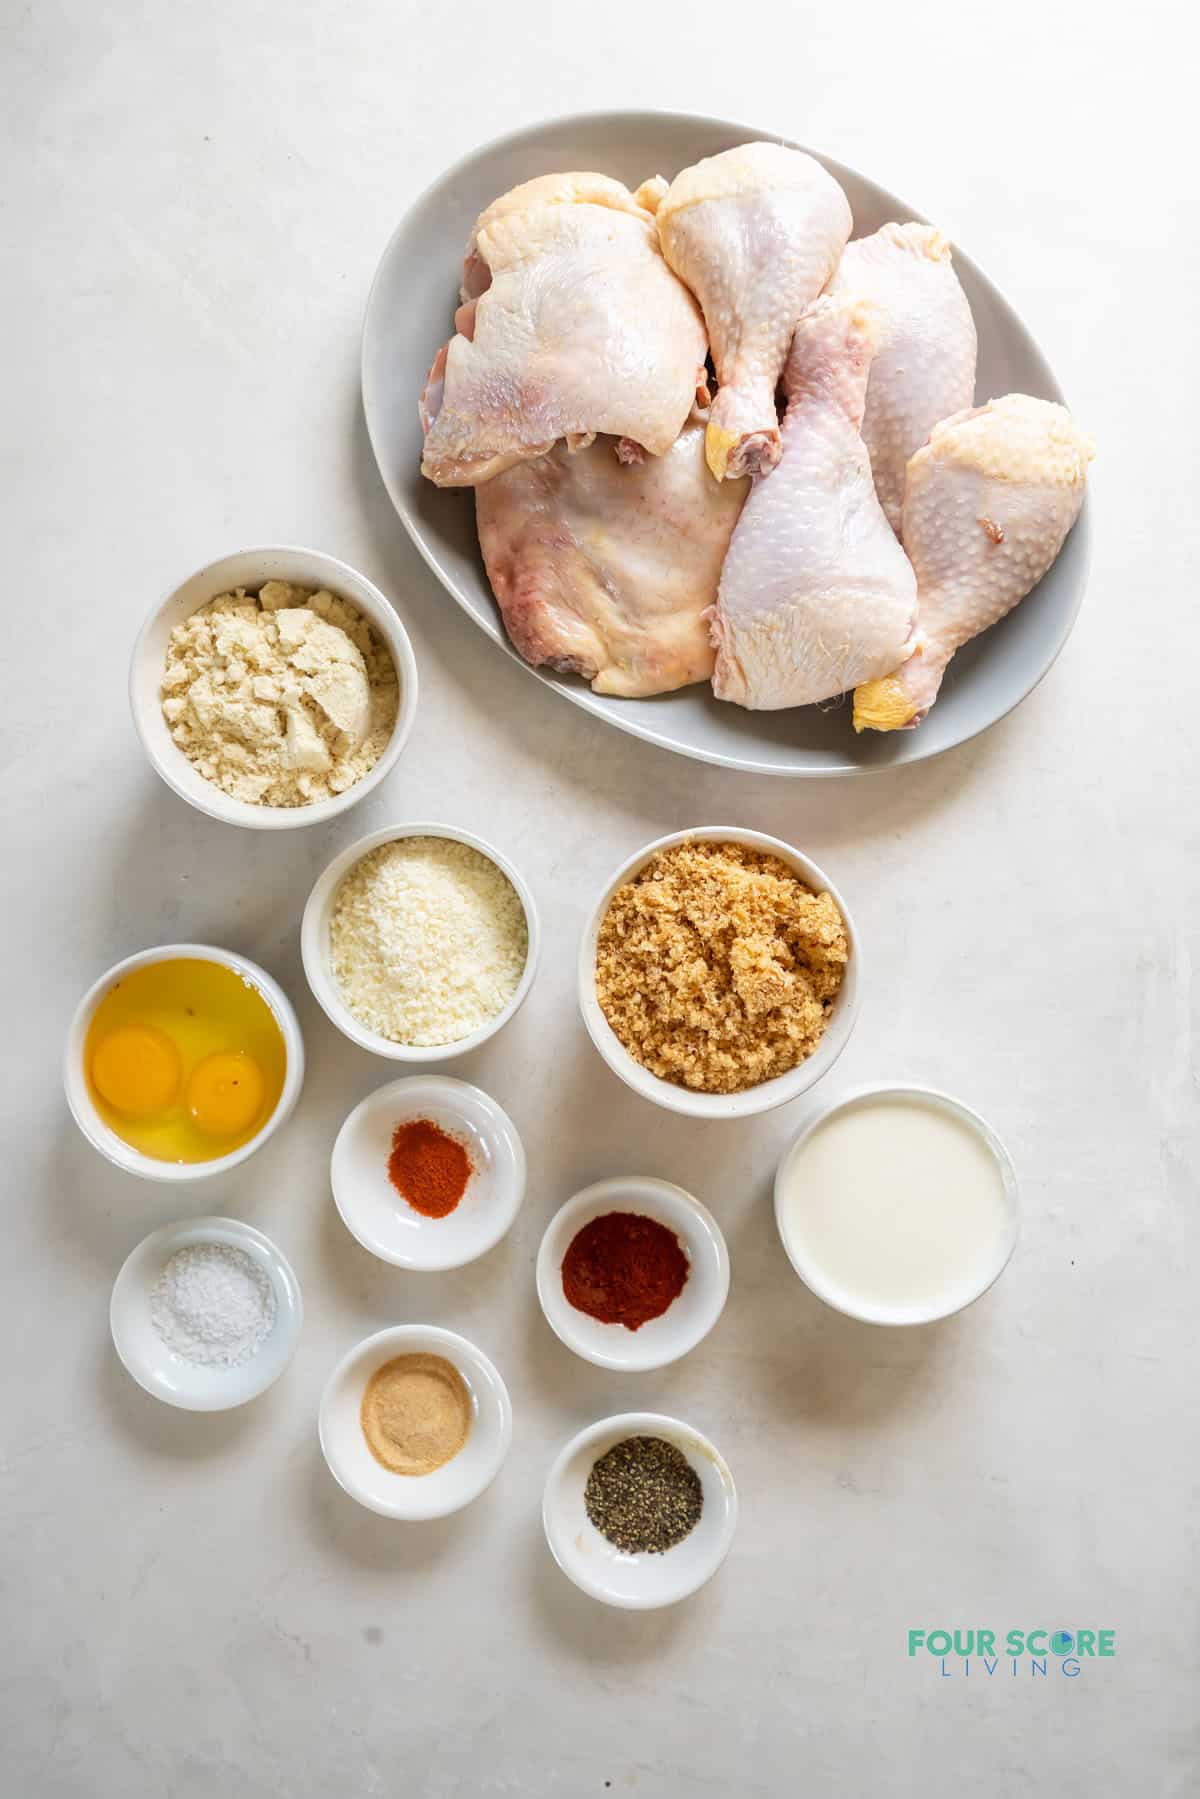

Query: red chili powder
<box><xmin>387</xmin><ymin>1117</ymin><xmax>473</xmax><ymax>1218</ymax></box>
<box><xmin>561</xmin><ymin>1211</ymin><xmax>689</xmax><ymax>1330</ymax></box>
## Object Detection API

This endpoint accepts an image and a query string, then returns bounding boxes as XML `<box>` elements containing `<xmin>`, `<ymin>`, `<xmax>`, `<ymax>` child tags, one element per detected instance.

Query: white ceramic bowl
<box><xmin>130</xmin><ymin>545</ymin><xmax>419</xmax><ymax>830</ymax></box>
<box><xmin>774</xmin><ymin>1082</ymin><xmax>1020</xmax><ymax>1325</ymax></box>
<box><xmin>301</xmin><ymin>822</ymin><xmax>540</xmax><ymax>1062</ymax></box>
<box><xmin>536</xmin><ymin>1177</ymin><xmax>729</xmax><ymax>1371</ymax></box>
<box><xmin>64</xmin><ymin>943</ymin><xmax>305</xmax><ymax>1183</ymax></box>
<box><xmin>319</xmin><ymin>1324</ymin><xmax>512</xmax><ymax>1519</ymax></box>
<box><xmin>579</xmin><ymin>827</ymin><xmax>860</xmax><ymax>1121</ymax></box>
<box><xmin>110</xmin><ymin>1216</ymin><xmax>303</xmax><ymax>1411</ymax></box>
<box><xmin>543</xmin><ymin>1411</ymin><xmax>738</xmax><ymax>1609</ymax></box>
<box><xmin>331</xmin><ymin>1075</ymin><xmax>526</xmax><ymax>1269</ymax></box>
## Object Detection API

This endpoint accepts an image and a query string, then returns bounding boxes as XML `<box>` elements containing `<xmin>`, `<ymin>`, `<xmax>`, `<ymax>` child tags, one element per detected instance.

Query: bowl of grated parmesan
<box><xmin>130</xmin><ymin>546</ymin><xmax>419</xmax><ymax>830</ymax></box>
<box><xmin>301</xmin><ymin>823</ymin><xmax>540</xmax><ymax>1061</ymax></box>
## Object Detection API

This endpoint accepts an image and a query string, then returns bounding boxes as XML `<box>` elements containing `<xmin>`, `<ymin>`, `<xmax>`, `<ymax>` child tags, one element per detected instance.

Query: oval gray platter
<box><xmin>362</xmin><ymin>110</ymin><xmax>1090</xmax><ymax>778</ymax></box>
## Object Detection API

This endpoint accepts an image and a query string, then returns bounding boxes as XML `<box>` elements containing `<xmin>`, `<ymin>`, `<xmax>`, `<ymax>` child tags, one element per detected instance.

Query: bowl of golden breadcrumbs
<box><xmin>579</xmin><ymin>827</ymin><xmax>861</xmax><ymax>1120</ymax></box>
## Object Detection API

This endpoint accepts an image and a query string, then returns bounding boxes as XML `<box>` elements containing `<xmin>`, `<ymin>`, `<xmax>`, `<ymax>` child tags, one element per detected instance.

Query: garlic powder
<box><xmin>329</xmin><ymin>836</ymin><xmax>529</xmax><ymax>1046</ymax></box>
<box><xmin>161</xmin><ymin>581</ymin><xmax>399</xmax><ymax>806</ymax></box>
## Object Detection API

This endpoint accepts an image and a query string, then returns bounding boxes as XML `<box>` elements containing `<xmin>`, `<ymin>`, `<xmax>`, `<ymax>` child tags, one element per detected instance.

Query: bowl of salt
<box><xmin>110</xmin><ymin>1216</ymin><xmax>303</xmax><ymax>1410</ymax></box>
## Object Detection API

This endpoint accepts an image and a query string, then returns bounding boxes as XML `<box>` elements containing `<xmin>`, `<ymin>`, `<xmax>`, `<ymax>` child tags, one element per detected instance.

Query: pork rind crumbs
<box><xmin>595</xmin><ymin>841</ymin><xmax>848</xmax><ymax>1093</ymax></box>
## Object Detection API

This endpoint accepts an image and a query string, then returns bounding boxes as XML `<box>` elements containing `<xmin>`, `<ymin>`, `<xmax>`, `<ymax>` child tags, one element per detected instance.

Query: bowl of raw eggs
<box><xmin>64</xmin><ymin>944</ymin><xmax>305</xmax><ymax>1182</ymax></box>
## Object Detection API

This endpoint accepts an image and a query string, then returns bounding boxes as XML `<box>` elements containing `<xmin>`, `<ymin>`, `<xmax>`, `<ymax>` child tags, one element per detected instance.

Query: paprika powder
<box><xmin>561</xmin><ymin>1211</ymin><xmax>688</xmax><ymax>1330</ymax></box>
<box><xmin>387</xmin><ymin>1117</ymin><xmax>473</xmax><ymax>1218</ymax></box>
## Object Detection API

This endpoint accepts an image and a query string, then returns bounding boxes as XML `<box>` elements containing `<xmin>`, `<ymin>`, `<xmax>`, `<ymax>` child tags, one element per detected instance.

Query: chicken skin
<box><xmin>830</xmin><ymin>222</ymin><xmax>977</xmax><ymax>534</ymax></box>
<box><xmin>476</xmin><ymin>411</ymin><xmax>746</xmax><ymax>697</ymax></box>
<box><xmin>854</xmin><ymin>395</ymin><xmax>1093</xmax><ymax>730</ymax></box>
<box><xmin>420</xmin><ymin>175</ymin><xmax>707</xmax><ymax>487</ymax></box>
<box><xmin>712</xmin><ymin>296</ymin><xmax>918</xmax><ymax>708</ymax></box>
<box><xmin>656</xmin><ymin>142</ymin><xmax>852</xmax><ymax>481</ymax></box>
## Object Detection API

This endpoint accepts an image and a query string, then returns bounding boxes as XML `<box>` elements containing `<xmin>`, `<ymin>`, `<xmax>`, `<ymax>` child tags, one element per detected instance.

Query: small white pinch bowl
<box><xmin>773</xmin><ymin>1083</ymin><xmax>1020</xmax><ymax>1326</ymax></box>
<box><xmin>64</xmin><ymin>943</ymin><xmax>305</xmax><ymax>1183</ymax></box>
<box><xmin>331</xmin><ymin>1075</ymin><xmax>526</xmax><ymax>1270</ymax></box>
<box><xmin>301</xmin><ymin>822</ymin><xmax>540</xmax><ymax>1062</ymax></box>
<box><xmin>543</xmin><ymin>1411</ymin><xmax>738</xmax><ymax>1610</ymax></box>
<box><xmin>579</xmin><ymin>826</ymin><xmax>861</xmax><ymax>1121</ymax></box>
<box><xmin>130</xmin><ymin>544</ymin><xmax>419</xmax><ymax>830</ymax></box>
<box><xmin>110</xmin><ymin>1216</ymin><xmax>303</xmax><ymax>1411</ymax></box>
<box><xmin>319</xmin><ymin>1324</ymin><xmax>512</xmax><ymax>1520</ymax></box>
<box><xmin>536</xmin><ymin>1177</ymin><xmax>729</xmax><ymax>1371</ymax></box>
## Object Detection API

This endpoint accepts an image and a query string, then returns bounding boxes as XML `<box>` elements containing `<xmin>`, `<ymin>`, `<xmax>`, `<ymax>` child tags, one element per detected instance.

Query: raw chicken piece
<box><xmin>476</xmin><ymin>412</ymin><xmax>746</xmax><ymax>697</ymax></box>
<box><xmin>712</xmin><ymin>296</ymin><xmax>918</xmax><ymax>708</ymax></box>
<box><xmin>853</xmin><ymin>396</ymin><xmax>1094</xmax><ymax>730</ymax></box>
<box><xmin>830</xmin><ymin>222</ymin><xmax>977</xmax><ymax>534</ymax></box>
<box><xmin>420</xmin><ymin>175</ymin><xmax>707</xmax><ymax>487</ymax></box>
<box><xmin>656</xmin><ymin>143</ymin><xmax>852</xmax><ymax>481</ymax></box>
<box><xmin>460</xmin><ymin>172</ymin><xmax>655</xmax><ymax>299</ymax></box>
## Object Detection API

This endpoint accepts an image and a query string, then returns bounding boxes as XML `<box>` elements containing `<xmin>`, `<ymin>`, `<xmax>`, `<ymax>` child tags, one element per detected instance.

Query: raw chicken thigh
<box><xmin>853</xmin><ymin>395</ymin><xmax>1093</xmax><ymax>730</ymax></box>
<box><xmin>830</xmin><ymin>223</ymin><xmax>977</xmax><ymax>534</ymax></box>
<box><xmin>476</xmin><ymin>412</ymin><xmax>746</xmax><ymax>697</ymax></box>
<box><xmin>420</xmin><ymin>175</ymin><xmax>707</xmax><ymax>487</ymax></box>
<box><xmin>459</xmin><ymin>172</ymin><xmax>666</xmax><ymax>298</ymax></box>
<box><xmin>655</xmin><ymin>143</ymin><xmax>852</xmax><ymax>481</ymax></box>
<box><xmin>712</xmin><ymin>296</ymin><xmax>918</xmax><ymax>708</ymax></box>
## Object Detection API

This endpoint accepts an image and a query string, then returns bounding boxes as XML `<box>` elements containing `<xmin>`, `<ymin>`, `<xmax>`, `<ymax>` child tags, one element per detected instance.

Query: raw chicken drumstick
<box><xmin>475</xmin><ymin>411</ymin><xmax>746</xmax><ymax>697</ymax></box>
<box><xmin>655</xmin><ymin>142</ymin><xmax>852</xmax><ymax>482</ymax></box>
<box><xmin>711</xmin><ymin>296</ymin><xmax>917</xmax><ymax>709</ymax></box>
<box><xmin>420</xmin><ymin>174</ymin><xmax>707</xmax><ymax>487</ymax></box>
<box><xmin>830</xmin><ymin>222</ymin><xmax>977</xmax><ymax>535</ymax></box>
<box><xmin>853</xmin><ymin>395</ymin><xmax>1094</xmax><ymax>731</ymax></box>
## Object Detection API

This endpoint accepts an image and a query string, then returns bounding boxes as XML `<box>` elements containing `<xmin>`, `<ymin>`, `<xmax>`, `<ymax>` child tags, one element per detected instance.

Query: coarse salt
<box><xmin>329</xmin><ymin>836</ymin><xmax>528</xmax><ymax>1046</ymax></box>
<box><xmin>150</xmin><ymin>1242</ymin><xmax>277</xmax><ymax>1368</ymax></box>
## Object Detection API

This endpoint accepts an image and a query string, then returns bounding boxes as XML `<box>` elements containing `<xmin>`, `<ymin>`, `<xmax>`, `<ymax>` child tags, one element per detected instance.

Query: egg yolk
<box><xmin>186</xmin><ymin>1051</ymin><xmax>266</xmax><ymax>1137</ymax></box>
<box><xmin>91</xmin><ymin>1025</ymin><xmax>182</xmax><ymax>1116</ymax></box>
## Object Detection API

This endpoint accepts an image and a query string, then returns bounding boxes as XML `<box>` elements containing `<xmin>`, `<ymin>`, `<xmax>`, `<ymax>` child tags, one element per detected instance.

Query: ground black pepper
<box><xmin>584</xmin><ymin>1435</ymin><xmax>703</xmax><ymax>1554</ymax></box>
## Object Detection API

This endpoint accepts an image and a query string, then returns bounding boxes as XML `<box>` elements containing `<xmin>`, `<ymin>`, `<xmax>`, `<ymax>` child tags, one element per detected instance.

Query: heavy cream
<box><xmin>777</xmin><ymin>1092</ymin><xmax>1016</xmax><ymax>1323</ymax></box>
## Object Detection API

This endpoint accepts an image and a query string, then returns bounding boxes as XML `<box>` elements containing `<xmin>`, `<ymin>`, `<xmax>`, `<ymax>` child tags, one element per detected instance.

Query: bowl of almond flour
<box><xmin>130</xmin><ymin>546</ymin><xmax>419</xmax><ymax>830</ymax></box>
<box><xmin>301</xmin><ymin>823</ymin><xmax>540</xmax><ymax>1061</ymax></box>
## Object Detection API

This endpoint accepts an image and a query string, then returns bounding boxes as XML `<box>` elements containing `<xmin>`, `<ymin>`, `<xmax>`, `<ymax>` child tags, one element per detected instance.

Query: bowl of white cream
<box><xmin>774</xmin><ymin>1084</ymin><xmax>1019</xmax><ymax>1326</ymax></box>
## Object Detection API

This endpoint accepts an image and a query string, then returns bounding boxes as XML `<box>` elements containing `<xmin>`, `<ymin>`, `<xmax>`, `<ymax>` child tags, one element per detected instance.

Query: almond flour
<box><xmin>160</xmin><ymin>581</ymin><xmax>399</xmax><ymax>806</ymax></box>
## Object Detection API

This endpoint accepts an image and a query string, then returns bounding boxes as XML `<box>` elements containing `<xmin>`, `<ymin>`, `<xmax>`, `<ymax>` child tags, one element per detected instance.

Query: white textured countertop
<box><xmin>5</xmin><ymin>3</ymin><xmax>1196</xmax><ymax>1794</ymax></box>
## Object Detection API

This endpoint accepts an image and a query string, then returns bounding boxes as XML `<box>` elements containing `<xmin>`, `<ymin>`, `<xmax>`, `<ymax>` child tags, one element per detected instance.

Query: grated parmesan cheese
<box><xmin>329</xmin><ymin>836</ymin><xmax>529</xmax><ymax>1046</ymax></box>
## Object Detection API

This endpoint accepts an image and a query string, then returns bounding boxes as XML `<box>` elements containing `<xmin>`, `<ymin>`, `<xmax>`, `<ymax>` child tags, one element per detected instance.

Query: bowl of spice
<box><xmin>331</xmin><ymin>1075</ymin><xmax>526</xmax><ymax>1270</ymax></box>
<box><xmin>580</xmin><ymin>827</ymin><xmax>861</xmax><ymax>1121</ymax></box>
<box><xmin>536</xmin><ymin>1177</ymin><xmax>729</xmax><ymax>1372</ymax></box>
<box><xmin>130</xmin><ymin>546</ymin><xmax>418</xmax><ymax>830</ymax></box>
<box><xmin>301</xmin><ymin>823</ymin><xmax>539</xmax><ymax>1061</ymax></box>
<box><xmin>543</xmin><ymin>1412</ymin><xmax>737</xmax><ymax>1609</ymax></box>
<box><xmin>319</xmin><ymin>1324</ymin><xmax>512</xmax><ymax>1520</ymax></box>
<box><xmin>109</xmin><ymin>1216</ymin><xmax>303</xmax><ymax>1410</ymax></box>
